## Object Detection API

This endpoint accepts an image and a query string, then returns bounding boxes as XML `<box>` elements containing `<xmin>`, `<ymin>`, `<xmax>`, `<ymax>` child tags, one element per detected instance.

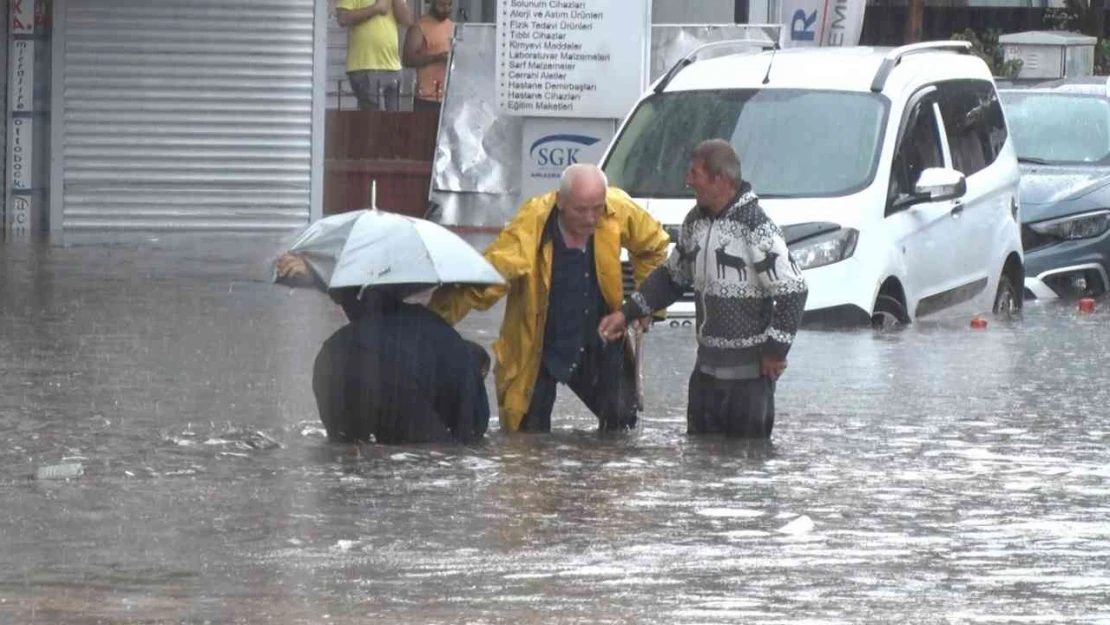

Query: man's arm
<box><xmin>423</xmin><ymin>312</ymin><xmax>490</xmax><ymax>442</ymax></box>
<box><xmin>752</xmin><ymin>223</ymin><xmax>808</xmax><ymax>363</ymax></box>
<box><xmin>427</xmin><ymin>282</ymin><xmax>507</xmax><ymax>327</ymax></box>
<box><xmin>403</xmin><ymin>24</ymin><xmax>449</xmax><ymax>68</ymax></box>
<box><xmin>336</xmin><ymin>0</ymin><xmax>389</xmax><ymax>27</ymax></box>
<box><xmin>448</xmin><ymin>353</ymin><xmax>490</xmax><ymax>443</ymax></box>
<box><xmin>599</xmin><ymin>214</ymin><xmax>699</xmax><ymax>340</ymax></box>
<box><xmin>621</xmin><ymin>256</ymin><xmax>689</xmax><ymax>322</ymax></box>
<box><xmin>621</xmin><ymin>199</ymin><xmax>670</xmax><ymax>289</ymax></box>
<box><xmin>274</xmin><ymin>252</ymin><xmax>326</xmax><ymax>289</ymax></box>
<box><xmin>391</xmin><ymin>0</ymin><xmax>414</xmax><ymax>27</ymax></box>
<box><xmin>427</xmin><ymin>215</ymin><xmax>538</xmax><ymax>325</ymax></box>
<box><xmin>598</xmin><ymin>247</ymin><xmax>693</xmax><ymax>340</ymax></box>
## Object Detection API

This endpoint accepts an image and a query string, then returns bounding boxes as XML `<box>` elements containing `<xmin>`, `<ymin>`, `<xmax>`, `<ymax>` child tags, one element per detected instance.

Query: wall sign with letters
<box><xmin>6</xmin><ymin>0</ymin><xmax>45</xmax><ymax>238</ymax></box>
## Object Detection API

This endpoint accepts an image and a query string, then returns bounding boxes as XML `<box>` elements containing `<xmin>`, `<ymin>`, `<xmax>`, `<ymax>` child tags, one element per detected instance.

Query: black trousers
<box><xmin>687</xmin><ymin>370</ymin><xmax>776</xmax><ymax>439</ymax></box>
<box><xmin>520</xmin><ymin>338</ymin><xmax>638</xmax><ymax>433</ymax></box>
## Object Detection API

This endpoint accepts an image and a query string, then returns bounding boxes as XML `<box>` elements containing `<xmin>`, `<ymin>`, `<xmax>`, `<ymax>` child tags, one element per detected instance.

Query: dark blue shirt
<box><xmin>541</xmin><ymin>213</ymin><xmax>605</xmax><ymax>383</ymax></box>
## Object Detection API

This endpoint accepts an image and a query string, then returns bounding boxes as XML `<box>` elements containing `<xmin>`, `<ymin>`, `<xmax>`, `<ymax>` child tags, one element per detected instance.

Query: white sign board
<box><xmin>10</xmin><ymin>0</ymin><xmax>33</xmax><ymax>35</ymax></box>
<box><xmin>496</xmin><ymin>0</ymin><xmax>650</xmax><ymax>118</ymax></box>
<box><xmin>520</xmin><ymin>118</ymin><xmax>615</xmax><ymax>199</ymax></box>
<box><xmin>7</xmin><ymin>1</ymin><xmax>38</xmax><ymax>238</ymax></box>
<box><xmin>9</xmin><ymin>39</ymin><xmax>33</xmax><ymax>112</ymax></box>
<box><xmin>8</xmin><ymin>117</ymin><xmax>33</xmax><ymax>192</ymax></box>
<box><xmin>780</xmin><ymin>0</ymin><xmax>866</xmax><ymax>47</ymax></box>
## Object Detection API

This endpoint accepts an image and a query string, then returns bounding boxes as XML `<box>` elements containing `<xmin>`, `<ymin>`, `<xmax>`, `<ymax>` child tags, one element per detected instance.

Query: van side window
<box><xmin>937</xmin><ymin>80</ymin><xmax>1007</xmax><ymax>176</ymax></box>
<box><xmin>888</xmin><ymin>100</ymin><xmax>944</xmax><ymax>211</ymax></box>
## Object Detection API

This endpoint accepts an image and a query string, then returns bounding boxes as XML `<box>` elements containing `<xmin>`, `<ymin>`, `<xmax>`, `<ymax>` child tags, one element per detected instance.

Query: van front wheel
<box><xmin>871</xmin><ymin>294</ymin><xmax>908</xmax><ymax>331</ymax></box>
<box><xmin>993</xmin><ymin>274</ymin><xmax>1020</xmax><ymax>317</ymax></box>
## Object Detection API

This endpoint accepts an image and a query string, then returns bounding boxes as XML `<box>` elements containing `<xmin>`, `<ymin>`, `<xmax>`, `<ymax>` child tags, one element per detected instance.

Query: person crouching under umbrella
<box><xmin>277</xmin><ymin>263</ymin><xmax>492</xmax><ymax>445</ymax></box>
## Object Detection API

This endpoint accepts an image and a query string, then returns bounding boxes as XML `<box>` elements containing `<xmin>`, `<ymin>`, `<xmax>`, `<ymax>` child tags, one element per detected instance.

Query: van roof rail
<box><xmin>870</xmin><ymin>41</ymin><xmax>973</xmax><ymax>93</ymax></box>
<box><xmin>654</xmin><ymin>39</ymin><xmax>779</xmax><ymax>94</ymax></box>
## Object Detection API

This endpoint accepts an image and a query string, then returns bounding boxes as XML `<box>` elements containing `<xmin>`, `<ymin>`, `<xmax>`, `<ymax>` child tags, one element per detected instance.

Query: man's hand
<box><xmin>391</xmin><ymin>0</ymin><xmax>414</xmax><ymax>26</ymax></box>
<box><xmin>760</xmin><ymin>355</ymin><xmax>787</xmax><ymax>380</ymax></box>
<box><xmin>598</xmin><ymin>311</ymin><xmax>628</xmax><ymax>343</ymax></box>
<box><xmin>276</xmin><ymin>252</ymin><xmax>310</xmax><ymax>280</ymax></box>
<box><xmin>336</xmin><ymin>0</ymin><xmax>389</xmax><ymax>27</ymax></box>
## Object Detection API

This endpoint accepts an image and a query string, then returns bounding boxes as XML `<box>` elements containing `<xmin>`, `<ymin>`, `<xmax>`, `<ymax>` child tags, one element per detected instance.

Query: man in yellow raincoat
<box><xmin>428</xmin><ymin>164</ymin><xmax>669</xmax><ymax>433</ymax></box>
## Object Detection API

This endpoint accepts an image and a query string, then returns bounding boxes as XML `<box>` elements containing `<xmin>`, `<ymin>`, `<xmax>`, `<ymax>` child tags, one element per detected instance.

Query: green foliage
<box><xmin>951</xmin><ymin>28</ymin><xmax>1024</xmax><ymax>79</ymax></box>
<box><xmin>1044</xmin><ymin>0</ymin><xmax>1110</xmax><ymax>73</ymax></box>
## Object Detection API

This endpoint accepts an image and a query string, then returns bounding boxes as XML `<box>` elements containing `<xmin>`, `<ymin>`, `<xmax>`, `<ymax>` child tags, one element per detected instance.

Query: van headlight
<box><xmin>1028</xmin><ymin>210</ymin><xmax>1110</xmax><ymax>240</ymax></box>
<box><xmin>789</xmin><ymin>228</ymin><xmax>859</xmax><ymax>270</ymax></box>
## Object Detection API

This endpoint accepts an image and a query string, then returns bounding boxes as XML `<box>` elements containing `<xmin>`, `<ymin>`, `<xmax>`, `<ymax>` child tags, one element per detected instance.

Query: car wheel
<box><xmin>871</xmin><ymin>294</ymin><xmax>908</xmax><ymax>331</ymax></box>
<box><xmin>993</xmin><ymin>273</ymin><xmax>1020</xmax><ymax>317</ymax></box>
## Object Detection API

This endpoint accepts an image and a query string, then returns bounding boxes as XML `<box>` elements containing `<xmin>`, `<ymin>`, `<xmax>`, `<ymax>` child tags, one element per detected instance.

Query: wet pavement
<box><xmin>2</xmin><ymin>235</ymin><xmax>1110</xmax><ymax>624</ymax></box>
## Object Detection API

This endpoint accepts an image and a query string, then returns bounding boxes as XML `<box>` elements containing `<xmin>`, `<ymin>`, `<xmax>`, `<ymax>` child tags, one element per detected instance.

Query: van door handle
<box><xmin>950</xmin><ymin>204</ymin><xmax>964</xmax><ymax>217</ymax></box>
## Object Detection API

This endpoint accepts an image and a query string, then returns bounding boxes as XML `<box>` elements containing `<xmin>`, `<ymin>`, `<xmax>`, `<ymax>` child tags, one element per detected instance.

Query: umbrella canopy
<box><xmin>283</xmin><ymin>209</ymin><xmax>504</xmax><ymax>290</ymax></box>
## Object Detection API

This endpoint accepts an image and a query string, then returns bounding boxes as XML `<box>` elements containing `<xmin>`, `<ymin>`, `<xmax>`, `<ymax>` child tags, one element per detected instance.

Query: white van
<box><xmin>603</xmin><ymin>41</ymin><xmax>1025</xmax><ymax>328</ymax></box>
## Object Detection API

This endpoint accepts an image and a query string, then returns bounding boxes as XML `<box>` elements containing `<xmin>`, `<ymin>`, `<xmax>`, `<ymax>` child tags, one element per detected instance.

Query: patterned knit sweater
<box><xmin>622</xmin><ymin>184</ymin><xmax>808</xmax><ymax>368</ymax></box>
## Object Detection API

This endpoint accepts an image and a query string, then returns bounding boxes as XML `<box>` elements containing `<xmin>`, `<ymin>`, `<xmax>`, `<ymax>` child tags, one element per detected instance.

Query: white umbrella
<box><xmin>284</xmin><ymin>208</ymin><xmax>505</xmax><ymax>290</ymax></box>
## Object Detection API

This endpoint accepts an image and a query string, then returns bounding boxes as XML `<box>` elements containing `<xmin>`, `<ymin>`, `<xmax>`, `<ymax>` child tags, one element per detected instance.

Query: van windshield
<box><xmin>602</xmin><ymin>89</ymin><xmax>889</xmax><ymax>199</ymax></box>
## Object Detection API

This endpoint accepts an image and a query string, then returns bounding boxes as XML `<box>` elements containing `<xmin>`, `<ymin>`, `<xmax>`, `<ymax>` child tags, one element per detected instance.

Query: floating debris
<box><xmin>35</xmin><ymin>463</ymin><xmax>84</xmax><ymax>481</ymax></box>
<box><xmin>777</xmin><ymin>515</ymin><xmax>815</xmax><ymax>535</ymax></box>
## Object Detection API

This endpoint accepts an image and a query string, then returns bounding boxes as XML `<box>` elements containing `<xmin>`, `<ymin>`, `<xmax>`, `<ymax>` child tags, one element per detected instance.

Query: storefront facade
<box><xmin>45</xmin><ymin>0</ymin><xmax>327</xmax><ymax>239</ymax></box>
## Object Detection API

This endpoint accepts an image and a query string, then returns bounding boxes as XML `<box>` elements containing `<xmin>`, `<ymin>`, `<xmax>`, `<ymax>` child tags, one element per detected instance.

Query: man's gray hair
<box><xmin>558</xmin><ymin>163</ymin><xmax>609</xmax><ymax>197</ymax></box>
<box><xmin>691</xmin><ymin>139</ymin><xmax>742</xmax><ymax>184</ymax></box>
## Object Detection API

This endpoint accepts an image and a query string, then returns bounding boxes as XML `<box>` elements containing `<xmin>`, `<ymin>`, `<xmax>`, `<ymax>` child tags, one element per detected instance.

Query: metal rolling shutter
<box><xmin>1</xmin><ymin>2</ymin><xmax>7</xmax><ymax>226</ymax></box>
<box><xmin>60</xmin><ymin>0</ymin><xmax>315</xmax><ymax>232</ymax></box>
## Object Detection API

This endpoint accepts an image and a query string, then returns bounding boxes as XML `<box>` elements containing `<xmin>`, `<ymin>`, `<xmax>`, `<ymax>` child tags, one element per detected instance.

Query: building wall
<box><xmin>653</xmin><ymin>0</ymin><xmax>736</xmax><ymax>23</ymax></box>
<box><xmin>1</xmin><ymin>0</ymin><xmax>8</xmax><ymax>228</ymax></box>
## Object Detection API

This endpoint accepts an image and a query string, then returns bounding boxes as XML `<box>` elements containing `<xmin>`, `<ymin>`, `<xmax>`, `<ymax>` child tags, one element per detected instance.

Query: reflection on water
<box><xmin>2</xmin><ymin>237</ymin><xmax>1110</xmax><ymax>623</ymax></box>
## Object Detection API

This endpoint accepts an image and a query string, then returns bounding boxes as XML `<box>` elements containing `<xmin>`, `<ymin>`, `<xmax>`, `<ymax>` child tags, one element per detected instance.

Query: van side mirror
<box><xmin>913</xmin><ymin>167</ymin><xmax>966</xmax><ymax>202</ymax></box>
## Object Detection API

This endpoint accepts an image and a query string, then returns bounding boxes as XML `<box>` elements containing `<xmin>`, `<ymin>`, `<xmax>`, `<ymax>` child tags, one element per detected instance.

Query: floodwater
<box><xmin>2</xmin><ymin>235</ymin><xmax>1110</xmax><ymax>624</ymax></box>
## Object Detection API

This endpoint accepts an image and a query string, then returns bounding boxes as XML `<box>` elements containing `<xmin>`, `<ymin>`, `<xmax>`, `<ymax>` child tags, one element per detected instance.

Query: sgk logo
<box><xmin>529</xmin><ymin>134</ymin><xmax>600</xmax><ymax>168</ymax></box>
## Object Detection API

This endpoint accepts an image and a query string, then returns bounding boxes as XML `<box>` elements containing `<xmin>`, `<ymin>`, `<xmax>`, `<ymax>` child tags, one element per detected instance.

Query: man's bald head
<box><xmin>558</xmin><ymin>163</ymin><xmax>608</xmax><ymax>200</ymax></box>
<box><xmin>555</xmin><ymin>164</ymin><xmax>608</xmax><ymax>242</ymax></box>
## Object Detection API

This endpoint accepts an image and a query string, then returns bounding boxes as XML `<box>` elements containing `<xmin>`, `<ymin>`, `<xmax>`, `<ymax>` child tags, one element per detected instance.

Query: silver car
<box><xmin>1000</xmin><ymin>77</ymin><xmax>1110</xmax><ymax>300</ymax></box>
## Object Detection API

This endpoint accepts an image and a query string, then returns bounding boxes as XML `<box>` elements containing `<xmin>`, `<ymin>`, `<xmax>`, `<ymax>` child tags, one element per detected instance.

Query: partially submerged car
<box><xmin>999</xmin><ymin>77</ymin><xmax>1110</xmax><ymax>300</ymax></box>
<box><xmin>606</xmin><ymin>41</ymin><xmax>1024</xmax><ymax>328</ymax></box>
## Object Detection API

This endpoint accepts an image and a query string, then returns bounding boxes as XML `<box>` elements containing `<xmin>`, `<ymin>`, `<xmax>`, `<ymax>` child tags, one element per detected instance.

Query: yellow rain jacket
<box><xmin>428</xmin><ymin>187</ymin><xmax>669</xmax><ymax>432</ymax></box>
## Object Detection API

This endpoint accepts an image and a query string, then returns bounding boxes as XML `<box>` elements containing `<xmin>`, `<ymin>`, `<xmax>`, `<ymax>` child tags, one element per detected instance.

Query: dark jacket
<box><xmin>312</xmin><ymin>296</ymin><xmax>490</xmax><ymax>444</ymax></box>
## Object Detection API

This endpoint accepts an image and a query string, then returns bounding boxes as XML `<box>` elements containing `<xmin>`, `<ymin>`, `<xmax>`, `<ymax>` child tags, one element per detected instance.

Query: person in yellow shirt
<box><xmin>337</xmin><ymin>0</ymin><xmax>413</xmax><ymax>111</ymax></box>
<box><xmin>403</xmin><ymin>0</ymin><xmax>454</xmax><ymax>114</ymax></box>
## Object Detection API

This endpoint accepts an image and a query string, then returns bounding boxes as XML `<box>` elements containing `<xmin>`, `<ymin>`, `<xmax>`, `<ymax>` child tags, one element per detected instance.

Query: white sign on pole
<box><xmin>9</xmin><ymin>39</ymin><xmax>33</xmax><ymax>112</ymax></box>
<box><xmin>10</xmin><ymin>0</ymin><xmax>33</xmax><ymax>35</ymax></box>
<box><xmin>780</xmin><ymin>0</ymin><xmax>866</xmax><ymax>48</ymax></box>
<box><xmin>6</xmin><ymin>0</ymin><xmax>38</xmax><ymax>238</ymax></box>
<box><xmin>496</xmin><ymin>0</ymin><xmax>650</xmax><ymax>119</ymax></box>
<box><xmin>9</xmin><ymin>117</ymin><xmax>33</xmax><ymax>192</ymax></box>
<box><xmin>520</xmin><ymin>118</ymin><xmax>615</xmax><ymax>199</ymax></box>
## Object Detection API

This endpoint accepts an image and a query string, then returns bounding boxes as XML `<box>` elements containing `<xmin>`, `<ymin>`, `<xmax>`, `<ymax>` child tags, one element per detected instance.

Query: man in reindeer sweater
<box><xmin>599</xmin><ymin>140</ymin><xmax>808</xmax><ymax>438</ymax></box>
